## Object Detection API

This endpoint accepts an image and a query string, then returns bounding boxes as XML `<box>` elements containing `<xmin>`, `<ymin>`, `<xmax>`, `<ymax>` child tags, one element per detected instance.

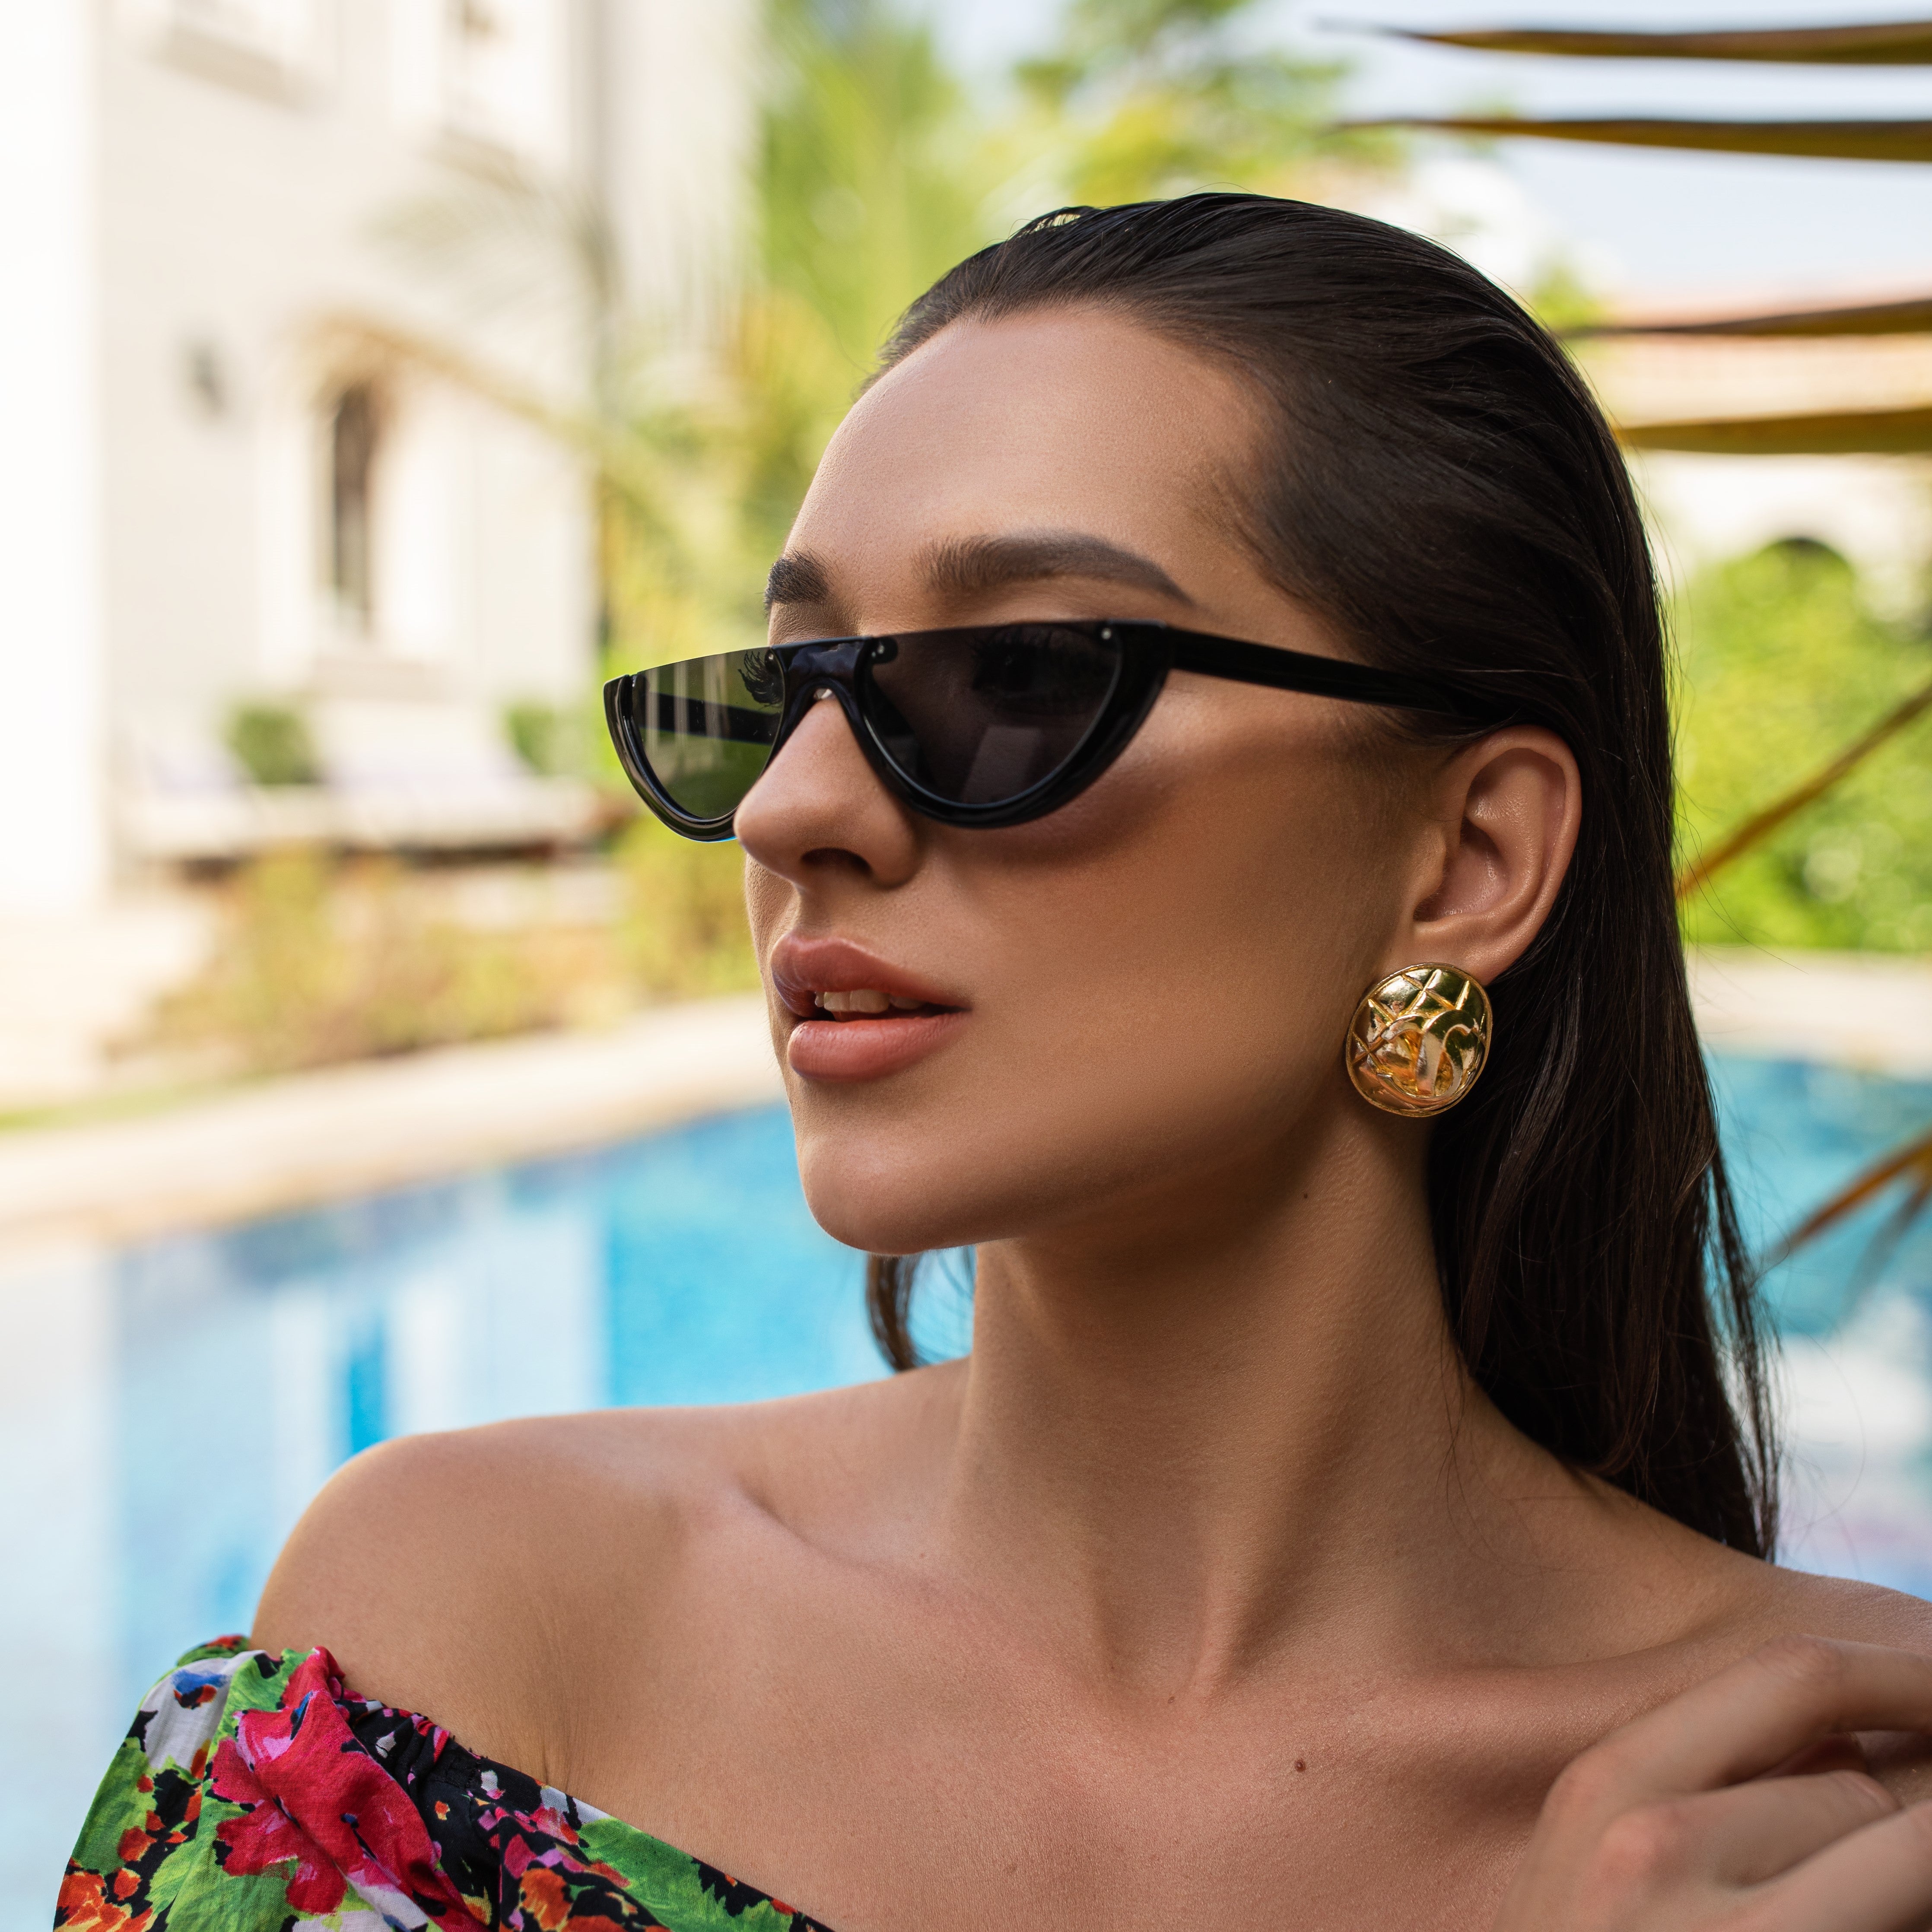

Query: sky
<box><xmin>931</xmin><ymin>0</ymin><xmax>1932</xmax><ymax>307</ymax></box>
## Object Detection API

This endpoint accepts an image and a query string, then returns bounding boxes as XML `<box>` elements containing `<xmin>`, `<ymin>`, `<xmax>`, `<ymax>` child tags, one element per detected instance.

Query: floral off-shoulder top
<box><xmin>59</xmin><ymin>1636</ymin><xmax>834</xmax><ymax>1932</ymax></box>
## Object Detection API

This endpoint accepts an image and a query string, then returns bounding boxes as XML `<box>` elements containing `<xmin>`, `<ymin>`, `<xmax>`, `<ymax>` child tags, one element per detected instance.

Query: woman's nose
<box><xmin>734</xmin><ymin>690</ymin><xmax>922</xmax><ymax>890</ymax></box>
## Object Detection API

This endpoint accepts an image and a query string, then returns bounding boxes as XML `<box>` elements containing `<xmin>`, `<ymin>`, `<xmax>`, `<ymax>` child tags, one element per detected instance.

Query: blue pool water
<box><xmin>4</xmin><ymin>1059</ymin><xmax>1932</xmax><ymax>1915</ymax></box>
<box><xmin>1709</xmin><ymin>1057</ymin><xmax>1932</xmax><ymax>1602</ymax></box>
<box><xmin>102</xmin><ymin>1106</ymin><xmax>949</xmax><ymax>1701</ymax></box>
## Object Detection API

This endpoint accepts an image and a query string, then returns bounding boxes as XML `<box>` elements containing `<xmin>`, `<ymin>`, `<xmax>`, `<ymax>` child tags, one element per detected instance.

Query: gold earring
<box><xmin>1345</xmin><ymin>963</ymin><xmax>1492</xmax><ymax>1117</ymax></box>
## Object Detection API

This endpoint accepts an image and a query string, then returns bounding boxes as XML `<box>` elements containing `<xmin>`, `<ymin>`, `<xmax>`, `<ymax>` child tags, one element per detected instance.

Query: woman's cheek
<box><xmin>744</xmin><ymin>857</ymin><xmax>785</xmax><ymax>954</ymax></box>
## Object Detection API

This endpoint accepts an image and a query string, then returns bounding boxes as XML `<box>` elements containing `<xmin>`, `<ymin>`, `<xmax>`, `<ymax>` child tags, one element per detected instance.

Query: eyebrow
<box><xmin>923</xmin><ymin>531</ymin><xmax>1195</xmax><ymax>607</ymax></box>
<box><xmin>764</xmin><ymin>552</ymin><xmax>832</xmax><ymax>612</ymax></box>
<box><xmin>761</xmin><ymin>531</ymin><xmax>1196</xmax><ymax>616</ymax></box>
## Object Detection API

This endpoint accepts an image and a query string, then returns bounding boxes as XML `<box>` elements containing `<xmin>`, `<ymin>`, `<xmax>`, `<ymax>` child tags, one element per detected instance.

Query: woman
<box><xmin>64</xmin><ymin>195</ymin><xmax>1932</xmax><ymax>1930</ymax></box>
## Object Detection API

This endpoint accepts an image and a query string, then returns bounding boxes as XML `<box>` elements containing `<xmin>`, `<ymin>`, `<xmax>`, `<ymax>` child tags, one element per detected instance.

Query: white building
<box><xmin>0</xmin><ymin>0</ymin><xmax>754</xmax><ymax>914</ymax></box>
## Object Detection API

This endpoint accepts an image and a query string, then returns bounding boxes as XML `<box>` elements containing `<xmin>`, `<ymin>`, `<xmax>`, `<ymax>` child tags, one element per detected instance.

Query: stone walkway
<box><xmin>0</xmin><ymin>993</ymin><xmax>780</xmax><ymax>1256</ymax></box>
<box><xmin>1689</xmin><ymin>947</ymin><xmax>1932</xmax><ymax>1076</ymax></box>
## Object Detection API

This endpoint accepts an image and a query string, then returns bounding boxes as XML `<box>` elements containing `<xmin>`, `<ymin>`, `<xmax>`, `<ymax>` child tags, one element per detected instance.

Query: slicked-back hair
<box><xmin>861</xmin><ymin>194</ymin><xmax>1776</xmax><ymax>1558</ymax></box>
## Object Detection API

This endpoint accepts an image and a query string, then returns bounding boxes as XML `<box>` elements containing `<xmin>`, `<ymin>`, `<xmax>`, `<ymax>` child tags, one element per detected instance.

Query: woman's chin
<box><xmin>802</xmin><ymin>1195</ymin><xmax>980</xmax><ymax>1259</ymax></box>
<box><xmin>794</xmin><ymin>1151</ymin><xmax>1006</xmax><ymax>1258</ymax></box>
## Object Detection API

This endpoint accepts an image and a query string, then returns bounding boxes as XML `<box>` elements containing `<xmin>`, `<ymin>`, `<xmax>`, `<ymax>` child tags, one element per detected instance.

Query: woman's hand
<box><xmin>1493</xmin><ymin>1636</ymin><xmax>1932</xmax><ymax>1930</ymax></box>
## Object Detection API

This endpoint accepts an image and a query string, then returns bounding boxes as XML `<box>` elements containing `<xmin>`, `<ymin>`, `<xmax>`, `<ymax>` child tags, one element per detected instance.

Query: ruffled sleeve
<box><xmin>58</xmin><ymin>1637</ymin><xmax>833</xmax><ymax>1932</ymax></box>
<box><xmin>58</xmin><ymin>1636</ymin><xmax>487</xmax><ymax>1932</ymax></box>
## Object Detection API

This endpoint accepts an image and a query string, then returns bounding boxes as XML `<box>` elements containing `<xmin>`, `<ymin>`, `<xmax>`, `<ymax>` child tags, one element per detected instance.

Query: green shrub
<box><xmin>615</xmin><ymin>813</ymin><xmax>760</xmax><ymax>998</ymax></box>
<box><xmin>151</xmin><ymin>850</ymin><xmax>629</xmax><ymax>1074</ymax></box>
<box><xmin>1675</xmin><ymin>541</ymin><xmax>1932</xmax><ymax>952</ymax></box>
<box><xmin>226</xmin><ymin>703</ymin><xmax>320</xmax><ymax>787</ymax></box>
<box><xmin>504</xmin><ymin>700</ymin><xmax>581</xmax><ymax>777</ymax></box>
<box><xmin>142</xmin><ymin>825</ymin><xmax>764</xmax><ymax>1080</ymax></box>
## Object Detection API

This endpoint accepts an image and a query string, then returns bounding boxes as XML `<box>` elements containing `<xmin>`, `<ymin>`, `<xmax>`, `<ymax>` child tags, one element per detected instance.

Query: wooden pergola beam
<box><xmin>1353</xmin><ymin>115</ymin><xmax>1932</xmax><ymax>163</ymax></box>
<box><xmin>1382</xmin><ymin>21</ymin><xmax>1932</xmax><ymax>65</ymax></box>
<box><xmin>1618</xmin><ymin>405</ymin><xmax>1932</xmax><ymax>455</ymax></box>
<box><xmin>1574</xmin><ymin>293</ymin><xmax>1932</xmax><ymax>339</ymax></box>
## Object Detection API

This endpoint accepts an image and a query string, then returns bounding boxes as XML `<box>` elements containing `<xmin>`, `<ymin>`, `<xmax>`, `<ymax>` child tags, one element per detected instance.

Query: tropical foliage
<box><xmin>1675</xmin><ymin>543</ymin><xmax>1932</xmax><ymax>953</ymax></box>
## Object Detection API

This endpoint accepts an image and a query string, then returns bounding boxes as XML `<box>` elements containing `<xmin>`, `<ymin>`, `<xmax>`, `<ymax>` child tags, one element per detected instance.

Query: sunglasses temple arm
<box><xmin>1166</xmin><ymin>632</ymin><xmax>1481</xmax><ymax>720</ymax></box>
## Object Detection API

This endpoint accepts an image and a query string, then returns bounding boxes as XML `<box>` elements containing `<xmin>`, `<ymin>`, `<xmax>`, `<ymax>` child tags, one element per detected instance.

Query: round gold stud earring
<box><xmin>1344</xmin><ymin>963</ymin><xmax>1493</xmax><ymax>1117</ymax></box>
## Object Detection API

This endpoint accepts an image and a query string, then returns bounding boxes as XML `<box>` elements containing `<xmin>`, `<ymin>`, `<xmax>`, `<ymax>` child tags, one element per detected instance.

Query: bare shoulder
<box><xmin>251</xmin><ymin>1406</ymin><xmax>729</xmax><ymax>1773</ymax></box>
<box><xmin>251</xmin><ymin>1366</ymin><xmax>950</xmax><ymax>1776</ymax></box>
<box><xmin>1601</xmin><ymin>1488</ymin><xmax>1932</xmax><ymax>1662</ymax></box>
<box><xmin>1728</xmin><ymin>1556</ymin><xmax>1932</xmax><ymax>1653</ymax></box>
<box><xmin>1691</xmin><ymin>1554</ymin><xmax>1932</xmax><ymax>1795</ymax></box>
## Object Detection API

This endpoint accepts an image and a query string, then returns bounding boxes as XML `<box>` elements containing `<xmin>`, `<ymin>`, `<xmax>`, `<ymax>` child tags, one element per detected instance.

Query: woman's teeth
<box><xmin>814</xmin><ymin>989</ymin><xmax>925</xmax><ymax>1015</ymax></box>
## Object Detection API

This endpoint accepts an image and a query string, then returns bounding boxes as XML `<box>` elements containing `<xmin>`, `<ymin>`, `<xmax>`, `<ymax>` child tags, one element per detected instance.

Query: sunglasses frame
<box><xmin>603</xmin><ymin>620</ymin><xmax>1487</xmax><ymax>842</ymax></box>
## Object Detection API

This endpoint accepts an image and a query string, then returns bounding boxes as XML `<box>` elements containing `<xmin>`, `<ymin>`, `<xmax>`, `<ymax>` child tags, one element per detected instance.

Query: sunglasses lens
<box><xmin>633</xmin><ymin>649</ymin><xmax>785</xmax><ymax>822</ymax></box>
<box><xmin>865</xmin><ymin>626</ymin><xmax>1123</xmax><ymax>807</ymax></box>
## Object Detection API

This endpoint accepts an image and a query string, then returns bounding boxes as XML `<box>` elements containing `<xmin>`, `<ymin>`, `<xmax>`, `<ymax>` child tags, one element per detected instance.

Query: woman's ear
<box><xmin>1397</xmin><ymin>728</ymin><xmax>1581</xmax><ymax>985</ymax></box>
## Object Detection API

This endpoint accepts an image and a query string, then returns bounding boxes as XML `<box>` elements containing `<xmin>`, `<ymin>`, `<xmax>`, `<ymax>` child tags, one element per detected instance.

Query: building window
<box><xmin>168</xmin><ymin>0</ymin><xmax>317</xmax><ymax>70</ymax></box>
<box><xmin>328</xmin><ymin>384</ymin><xmax>380</xmax><ymax>631</ymax></box>
<box><xmin>441</xmin><ymin>0</ymin><xmax>562</xmax><ymax>160</ymax></box>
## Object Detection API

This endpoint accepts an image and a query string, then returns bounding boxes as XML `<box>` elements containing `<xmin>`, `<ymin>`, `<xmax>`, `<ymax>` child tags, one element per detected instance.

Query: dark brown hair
<box><xmin>862</xmin><ymin>194</ymin><xmax>1776</xmax><ymax>1557</ymax></box>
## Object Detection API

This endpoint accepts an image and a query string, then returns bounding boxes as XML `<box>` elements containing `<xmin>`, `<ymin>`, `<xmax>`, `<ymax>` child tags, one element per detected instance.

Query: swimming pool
<box><xmin>1711</xmin><ymin>1055</ymin><xmax>1932</xmax><ymax>1599</ymax></box>
<box><xmin>4</xmin><ymin>1058</ymin><xmax>1930</xmax><ymax>1918</ymax></box>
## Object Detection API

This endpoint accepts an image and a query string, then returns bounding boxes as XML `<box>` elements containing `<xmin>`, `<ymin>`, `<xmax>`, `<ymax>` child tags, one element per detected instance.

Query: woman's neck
<box><xmin>931</xmin><ymin>1106</ymin><xmax>1597</xmax><ymax>1697</ymax></box>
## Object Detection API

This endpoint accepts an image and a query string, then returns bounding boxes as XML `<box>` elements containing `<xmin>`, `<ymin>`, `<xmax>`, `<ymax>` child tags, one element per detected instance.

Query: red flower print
<box><xmin>519</xmin><ymin>1864</ymin><xmax>573</xmax><ymax>1931</ymax></box>
<box><xmin>56</xmin><ymin>1870</ymin><xmax>151</xmax><ymax>1932</ymax></box>
<box><xmin>226</xmin><ymin>1651</ymin><xmax>487</xmax><ymax>1932</ymax></box>
<box><xmin>212</xmin><ymin>1740</ymin><xmax>348</xmax><ymax>1916</ymax></box>
<box><xmin>208</xmin><ymin>1738</ymin><xmax>267</xmax><ymax>1809</ymax></box>
<box><xmin>71</xmin><ymin>1638</ymin><xmax>840</xmax><ymax>1932</ymax></box>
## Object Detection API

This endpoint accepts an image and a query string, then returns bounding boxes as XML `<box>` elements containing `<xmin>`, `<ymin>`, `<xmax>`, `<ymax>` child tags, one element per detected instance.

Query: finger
<box><xmin>1689</xmin><ymin>1768</ymin><xmax>1899</xmax><ymax>1883</ymax></box>
<box><xmin>1767</xmin><ymin>1798</ymin><xmax>1932</xmax><ymax>1931</ymax></box>
<box><xmin>1770</xmin><ymin>1733</ymin><xmax>1873</xmax><ymax>1781</ymax></box>
<box><xmin>1588</xmin><ymin>1639</ymin><xmax>1932</xmax><ymax>1798</ymax></box>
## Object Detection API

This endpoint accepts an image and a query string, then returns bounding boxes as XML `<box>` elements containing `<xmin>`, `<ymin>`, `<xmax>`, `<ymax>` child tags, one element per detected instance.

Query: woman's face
<box><xmin>738</xmin><ymin>308</ymin><xmax>1513</xmax><ymax>1258</ymax></box>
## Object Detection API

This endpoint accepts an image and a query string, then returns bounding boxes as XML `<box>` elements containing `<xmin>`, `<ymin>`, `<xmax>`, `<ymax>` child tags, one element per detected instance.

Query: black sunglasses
<box><xmin>604</xmin><ymin>620</ymin><xmax>1489</xmax><ymax>840</ymax></box>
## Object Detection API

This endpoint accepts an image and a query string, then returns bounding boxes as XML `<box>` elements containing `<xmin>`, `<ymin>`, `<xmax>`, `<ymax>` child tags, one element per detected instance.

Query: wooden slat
<box><xmin>1359</xmin><ymin>115</ymin><xmax>1932</xmax><ymax>162</ymax></box>
<box><xmin>1576</xmin><ymin>294</ymin><xmax>1932</xmax><ymax>339</ymax></box>
<box><xmin>1394</xmin><ymin>21</ymin><xmax>1932</xmax><ymax>65</ymax></box>
<box><xmin>1618</xmin><ymin>405</ymin><xmax>1932</xmax><ymax>454</ymax></box>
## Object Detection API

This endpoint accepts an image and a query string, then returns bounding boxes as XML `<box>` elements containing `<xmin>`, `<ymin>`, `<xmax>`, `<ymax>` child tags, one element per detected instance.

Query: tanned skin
<box><xmin>259</xmin><ymin>310</ymin><xmax>1932</xmax><ymax>1930</ymax></box>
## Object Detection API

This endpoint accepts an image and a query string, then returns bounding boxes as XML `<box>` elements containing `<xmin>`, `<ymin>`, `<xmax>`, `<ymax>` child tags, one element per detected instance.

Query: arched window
<box><xmin>328</xmin><ymin>383</ymin><xmax>380</xmax><ymax>630</ymax></box>
<box><xmin>442</xmin><ymin>0</ymin><xmax>561</xmax><ymax>159</ymax></box>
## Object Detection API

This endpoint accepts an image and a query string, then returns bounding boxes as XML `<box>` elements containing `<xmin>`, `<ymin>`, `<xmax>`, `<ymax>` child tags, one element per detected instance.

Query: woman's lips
<box><xmin>769</xmin><ymin>933</ymin><xmax>968</xmax><ymax>1083</ymax></box>
<box><xmin>786</xmin><ymin>1008</ymin><xmax>967</xmax><ymax>1082</ymax></box>
<box><xmin>769</xmin><ymin>933</ymin><xmax>963</xmax><ymax>1017</ymax></box>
